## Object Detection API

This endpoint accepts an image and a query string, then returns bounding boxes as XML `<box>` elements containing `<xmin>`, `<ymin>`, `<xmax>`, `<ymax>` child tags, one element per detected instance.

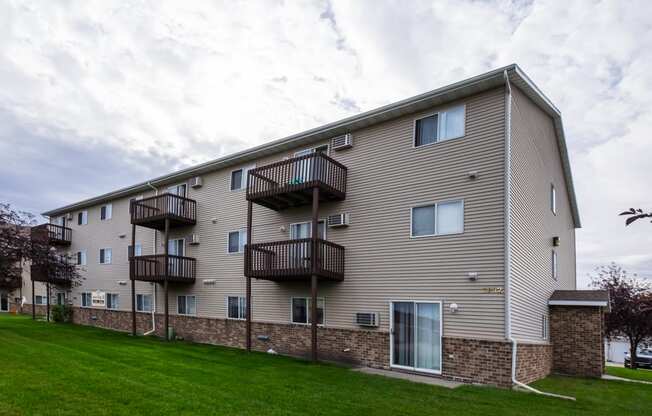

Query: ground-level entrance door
<box><xmin>0</xmin><ymin>292</ymin><xmax>9</xmax><ymax>312</ymax></box>
<box><xmin>390</xmin><ymin>301</ymin><xmax>442</xmax><ymax>374</ymax></box>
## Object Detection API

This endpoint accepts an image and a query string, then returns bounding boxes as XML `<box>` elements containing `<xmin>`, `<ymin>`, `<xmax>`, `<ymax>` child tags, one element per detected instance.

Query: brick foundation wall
<box><xmin>19</xmin><ymin>304</ymin><xmax>49</xmax><ymax>316</ymax></box>
<box><xmin>516</xmin><ymin>343</ymin><xmax>552</xmax><ymax>384</ymax></box>
<box><xmin>550</xmin><ymin>305</ymin><xmax>604</xmax><ymax>378</ymax></box>
<box><xmin>442</xmin><ymin>337</ymin><xmax>512</xmax><ymax>386</ymax></box>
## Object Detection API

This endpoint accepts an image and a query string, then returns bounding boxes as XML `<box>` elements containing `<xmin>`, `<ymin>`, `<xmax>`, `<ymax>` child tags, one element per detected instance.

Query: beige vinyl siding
<box><xmin>65</xmin><ymin>87</ymin><xmax>507</xmax><ymax>340</ymax></box>
<box><xmin>509</xmin><ymin>86</ymin><xmax>576</xmax><ymax>342</ymax></box>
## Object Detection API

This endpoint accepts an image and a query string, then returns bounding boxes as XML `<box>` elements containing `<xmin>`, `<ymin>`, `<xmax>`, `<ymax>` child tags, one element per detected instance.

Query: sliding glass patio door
<box><xmin>391</xmin><ymin>301</ymin><xmax>441</xmax><ymax>374</ymax></box>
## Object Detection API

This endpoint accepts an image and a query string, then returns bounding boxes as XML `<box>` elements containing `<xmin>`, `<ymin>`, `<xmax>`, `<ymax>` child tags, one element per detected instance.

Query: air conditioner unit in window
<box><xmin>327</xmin><ymin>213</ymin><xmax>349</xmax><ymax>228</ymax></box>
<box><xmin>189</xmin><ymin>233</ymin><xmax>200</xmax><ymax>245</ymax></box>
<box><xmin>190</xmin><ymin>176</ymin><xmax>203</xmax><ymax>188</ymax></box>
<box><xmin>356</xmin><ymin>312</ymin><xmax>379</xmax><ymax>327</ymax></box>
<box><xmin>331</xmin><ymin>133</ymin><xmax>352</xmax><ymax>150</ymax></box>
<box><xmin>66</xmin><ymin>213</ymin><xmax>73</xmax><ymax>221</ymax></box>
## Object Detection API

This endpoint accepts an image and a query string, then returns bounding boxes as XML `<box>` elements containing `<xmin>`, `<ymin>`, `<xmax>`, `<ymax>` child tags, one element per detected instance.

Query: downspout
<box><xmin>143</xmin><ymin>181</ymin><xmax>158</xmax><ymax>336</ymax></box>
<box><xmin>503</xmin><ymin>69</ymin><xmax>574</xmax><ymax>401</ymax></box>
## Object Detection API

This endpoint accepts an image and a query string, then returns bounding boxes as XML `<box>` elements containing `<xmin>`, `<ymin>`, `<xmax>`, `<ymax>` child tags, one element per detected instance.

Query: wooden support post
<box><xmin>31</xmin><ymin>279</ymin><xmax>35</xmax><ymax>320</ymax></box>
<box><xmin>246</xmin><ymin>200</ymin><xmax>253</xmax><ymax>352</ymax></box>
<box><xmin>311</xmin><ymin>186</ymin><xmax>320</xmax><ymax>363</ymax></box>
<box><xmin>164</xmin><ymin>218</ymin><xmax>170</xmax><ymax>341</ymax></box>
<box><xmin>46</xmin><ymin>282</ymin><xmax>50</xmax><ymax>322</ymax></box>
<box><xmin>131</xmin><ymin>223</ymin><xmax>137</xmax><ymax>336</ymax></box>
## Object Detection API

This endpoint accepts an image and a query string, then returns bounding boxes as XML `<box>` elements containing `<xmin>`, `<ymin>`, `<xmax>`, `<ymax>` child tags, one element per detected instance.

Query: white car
<box><xmin>624</xmin><ymin>348</ymin><xmax>652</xmax><ymax>368</ymax></box>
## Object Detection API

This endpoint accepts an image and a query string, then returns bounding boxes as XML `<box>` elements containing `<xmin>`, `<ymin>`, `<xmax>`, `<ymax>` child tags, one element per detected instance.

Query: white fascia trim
<box><xmin>548</xmin><ymin>300</ymin><xmax>608</xmax><ymax>307</ymax></box>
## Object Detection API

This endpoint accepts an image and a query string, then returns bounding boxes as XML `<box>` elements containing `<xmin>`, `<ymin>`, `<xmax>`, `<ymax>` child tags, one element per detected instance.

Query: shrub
<box><xmin>51</xmin><ymin>304</ymin><xmax>73</xmax><ymax>323</ymax></box>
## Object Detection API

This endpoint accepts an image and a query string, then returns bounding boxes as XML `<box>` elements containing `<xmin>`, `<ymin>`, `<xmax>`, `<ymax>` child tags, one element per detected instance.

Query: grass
<box><xmin>606</xmin><ymin>365</ymin><xmax>652</xmax><ymax>382</ymax></box>
<box><xmin>0</xmin><ymin>314</ymin><xmax>650</xmax><ymax>416</ymax></box>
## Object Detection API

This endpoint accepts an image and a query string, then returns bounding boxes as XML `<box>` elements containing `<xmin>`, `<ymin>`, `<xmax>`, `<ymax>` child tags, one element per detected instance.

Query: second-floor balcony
<box><xmin>246</xmin><ymin>152</ymin><xmax>347</xmax><ymax>211</ymax></box>
<box><xmin>30</xmin><ymin>264</ymin><xmax>73</xmax><ymax>287</ymax></box>
<box><xmin>32</xmin><ymin>223</ymin><xmax>72</xmax><ymax>246</ymax></box>
<box><xmin>245</xmin><ymin>238</ymin><xmax>345</xmax><ymax>282</ymax></box>
<box><xmin>131</xmin><ymin>254</ymin><xmax>196</xmax><ymax>283</ymax></box>
<box><xmin>130</xmin><ymin>193</ymin><xmax>197</xmax><ymax>230</ymax></box>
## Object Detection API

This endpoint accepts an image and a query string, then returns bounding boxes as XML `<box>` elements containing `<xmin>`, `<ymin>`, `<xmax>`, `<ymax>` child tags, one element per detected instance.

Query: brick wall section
<box><xmin>516</xmin><ymin>343</ymin><xmax>552</xmax><ymax>384</ymax></box>
<box><xmin>442</xmin><ymin>337</ymin><xmax>512</xmax><ymax>386</ymax></box>
<box><xmin>550</xmin><ymin>305</ymin><xmax>604</xmax><ymax>377</ymax></box>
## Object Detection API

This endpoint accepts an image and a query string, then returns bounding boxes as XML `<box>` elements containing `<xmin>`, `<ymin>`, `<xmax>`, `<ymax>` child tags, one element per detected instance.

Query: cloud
<box><xmin>0</xmin><ymin>0</ymin><xmax>650</xmax><ymax>286</ymax></box>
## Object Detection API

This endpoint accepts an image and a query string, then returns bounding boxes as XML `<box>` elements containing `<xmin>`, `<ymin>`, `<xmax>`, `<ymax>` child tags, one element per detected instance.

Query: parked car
<box><xmin>624</xmin><ymin>349</ymin><xmax>652</xmax><ymax>368</ymax></box>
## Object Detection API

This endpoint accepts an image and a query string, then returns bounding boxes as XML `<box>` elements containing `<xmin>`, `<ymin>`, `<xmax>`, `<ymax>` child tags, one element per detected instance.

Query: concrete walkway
<box><xmin>602</xmin><ymin>374</ymin><xmax>652</xmax><ymax>385</ymax></box>
<box><xmin>353</xmin><ymin>367</ymin><xmax>463</xmax><ymax>388</ymax></box>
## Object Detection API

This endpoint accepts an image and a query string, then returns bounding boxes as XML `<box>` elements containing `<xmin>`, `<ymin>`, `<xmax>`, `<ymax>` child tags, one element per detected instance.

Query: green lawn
<box><xmin>0</xmin><ymin>315</ymin><xmax>650</xmax><ymax>416</ymax></box>
<box><xmin>606</xmin><ymin>365</ymin><xmax>652</xmax><ymax>382</ymax></box>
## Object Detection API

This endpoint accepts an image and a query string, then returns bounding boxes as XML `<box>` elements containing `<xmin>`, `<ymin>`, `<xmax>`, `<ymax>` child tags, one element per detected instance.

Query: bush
<box><xmin>51</xmin><ymin>304</ymin><xmax>73</xmax><ymax>323</ymax></box>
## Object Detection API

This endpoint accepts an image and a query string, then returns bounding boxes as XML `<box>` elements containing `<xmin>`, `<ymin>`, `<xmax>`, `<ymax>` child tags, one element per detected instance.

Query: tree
<box><xmin>592</xmin><ymin>263</ymin><xmax>652</xmax><ymax>369</ymax></box>
<box><xmin>0</xmin><ymin>203</ymin><xmax>82</xmax><ymax>295</ymax></box>
<box><xmin>620</xmin><ymin>208</ymin><xmax>652</xmax><ymax>225</ymax></box>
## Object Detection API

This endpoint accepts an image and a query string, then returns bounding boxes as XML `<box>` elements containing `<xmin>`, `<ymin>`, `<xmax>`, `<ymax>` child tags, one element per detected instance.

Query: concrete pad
<box><xmin>353</xmin><ymin>367</ymin><xmax>463</xmax><ymax>388</ymax></box>
<box><xmin>602</xmin><ymin>374</ymin><xmax>652</xmax><ymax>385</ymax></box>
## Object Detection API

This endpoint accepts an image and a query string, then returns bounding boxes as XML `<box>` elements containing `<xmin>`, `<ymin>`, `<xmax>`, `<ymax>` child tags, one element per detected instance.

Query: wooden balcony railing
<box><xmin>32</xmin><ymin>223</ymin><xmax>72</xmax><ymax>246</ymax></box>
<box><xmin>30</xmin><ymin>264</ymin><xmax>73</xmax><ymax>287</ymax></box>
<box><xmin>245</xmin><ymin>238</ymin><xmax>344</xmax><ymax>282</ymax></box>
<box><xmin>131</xmin><ymin>254</ymin><xmax>196</xmax><ymax>283</ymax></box>
<box><xmin>130</xmin><ymin>193</ymin><xmax>197</xmax><ymax>230</ymax></box>
<box><xmin>246</xmin><ymin>153</ymin><xmax>347</xmax><ymax>210</ymax></box>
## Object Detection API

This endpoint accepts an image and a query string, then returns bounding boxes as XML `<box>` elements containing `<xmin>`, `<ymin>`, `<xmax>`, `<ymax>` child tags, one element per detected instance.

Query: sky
<box><xmin>0</xmin><ymin>0</ymin><xmax>651</xmax><ymax>288</ymax></box>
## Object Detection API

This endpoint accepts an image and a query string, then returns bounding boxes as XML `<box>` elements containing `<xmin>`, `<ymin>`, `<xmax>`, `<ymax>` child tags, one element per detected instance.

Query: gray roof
<box><xmin>549</xmin><ymin>290</ymin><xmax>609</xmax><ymax>306</ymax></box>
<box><xmin>42</xmin><ymin>64</ymin><xmax>581</xmax><ymax>227</ymax></box>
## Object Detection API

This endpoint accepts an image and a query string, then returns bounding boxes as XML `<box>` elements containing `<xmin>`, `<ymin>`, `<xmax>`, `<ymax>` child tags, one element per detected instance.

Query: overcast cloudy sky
<box><xmin>0</xmin><ymin>0</ymin><xmax>650</xmax><ymax>287</ymax></box>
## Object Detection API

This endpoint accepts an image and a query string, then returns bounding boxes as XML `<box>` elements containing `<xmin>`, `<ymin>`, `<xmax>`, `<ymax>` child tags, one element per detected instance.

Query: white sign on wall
<box><xmin>91</xmin><ymin>291</ymin><xmax>106</xmax><ymax>307</ymax></box>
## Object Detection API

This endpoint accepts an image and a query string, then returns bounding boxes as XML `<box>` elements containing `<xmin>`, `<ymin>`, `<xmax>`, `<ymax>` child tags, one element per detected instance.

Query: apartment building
<box><xmin>34</xmin><ymin>65</ymin><xmax>607</xmax><ymax>387</ymax></box>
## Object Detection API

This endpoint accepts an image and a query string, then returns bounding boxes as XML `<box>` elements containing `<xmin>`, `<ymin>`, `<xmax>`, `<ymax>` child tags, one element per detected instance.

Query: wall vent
<box><xmin>331</xmin><ymin>133</ymin><xmax>353</xmax><ymax>150</ymax></box>
<box><xmin>356</xmin><ymin>312</ymin><xmax>379</xmax><ymax>327</ymax></box>
<box><xmin>327</xmin><ymin>213</ymin><xmax>349</xmax><ymax>228</ymax></box>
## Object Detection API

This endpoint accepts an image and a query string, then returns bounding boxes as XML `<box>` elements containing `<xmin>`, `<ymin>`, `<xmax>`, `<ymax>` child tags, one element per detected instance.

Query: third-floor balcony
<box><xmin>246</xmin><ymin>153</ymin><xmax>347</xmax><ymax>211</ymax></box>
<box><xmin>130</xmin><ymin>193</ymin><xmax>197</xmax><ymax>230</ymax></box>
<box><xmin>31</xmin><ymin>223</ymin><xmax>72</xmax><ymax>246</ymax></box>
<box><xmin>245</xmin><ymin>238</ymin><xmax>345</xmax><ymax>282</ymax></box>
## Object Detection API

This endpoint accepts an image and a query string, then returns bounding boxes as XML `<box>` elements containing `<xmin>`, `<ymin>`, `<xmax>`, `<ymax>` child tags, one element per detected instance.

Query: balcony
<box><xmin>0</xmin><ymin>275</ymin><xmax>21</xmax><ymax>290</ymax></box>
<box><xmin>32</xmin><ymin>223</ymin><xmax>72</xmax><ymax>246</ymax></box>
<box><xmin>131</xmin><ymin>254</ymin><xmax>196</xmax><ymax>283</ymax></box>
<box><xmin>30</xmin><ymin>264</ymin><xmax>73</xmax><ymax>287</ymax></box>
<box><xmin>246</xmin><ymin>153</ymin><xmax>347</xmax><ymax>211</ymax></box>
<box><xmin>130</xmin><ymin>193</ymin><xmax>197</xmax><ymax>230</ymax></box>
<box><xmin>245</xmin><ymin>238</ymin><xmax>345</xmax><ymax>282</ymax></box>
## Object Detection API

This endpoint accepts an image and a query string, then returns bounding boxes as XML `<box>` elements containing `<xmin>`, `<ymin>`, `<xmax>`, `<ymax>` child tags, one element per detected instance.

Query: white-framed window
<box><xmin>76</xmin><ymin>250</ymin><xmax>87</xmax><ymax>266</ymax></box>
<box><xmin>56</xmin><ymin>292</ymin><xmax>66</xmax><ymax>306</ymax></box>
<box><xmin>228</xmin><ymin>230</ymin><xmax>247</xmax><ymax>254</ymax></box>
<box><xmin>100</xmin><ymin>204</ymin><xmax>112</xmax><ymax>221</ymax></box>
<box><xmin>414</xmin><ymin>105</ymin><xmax>465</xmax><ymax>147</ymax></box>
<box><xmin>542</xmin><ymin>314</ymin><xmax>549</xmax><ymax>339</ymax></box>
<box><xmin>128</xmin><ymin>195</ymin><xmax>144</xmax><ymax>213</ymax></box>
<box><xmin>552</xmin><ymin>250</ymin><xmax>558</xmax><ymax>280</ymax></box>
<box><xmin>136</xmin><ymin>294</ymin><xmax>152</xmax><ymax>312</ymax></box>
<box><xmin>177</xmin><ymin>295</ymin><xmax>196</xmax><ymax>316</ymax></box>
<box><xmin>106</xmin><ymin>293</ymin><xmax>119</xmax><ymax>310</ymax></box>
<box><xmin>99</xmin><ymin>248</ymin><xmax>112</xmax><ymax>265</ymax></box>
<box><xmin>81</xmin><ymin>292</ymin><xmax>92</xmax><ymax>308</ymax></box>
<box><xmin>227</xmin><ymin>296</ymin><xmax>246</xmax><ymax>320</ymax></box>
<box><xmin>77</xmin><ymin>211</ymin><xmax>88</xmax><ymax>225</ymax></box>
<box><xmin>291</xmin><ymin>297</ymin><xmax>324</xmax><ymax>325</ymax></box>
<box><xmin>230</xmin><ymin>164</ymin><xmax>255</xmax><ymax>191</ymax></box>
<box><xmin>411</xmin><ymin>200</ymin><xmax>464</xmax><ymax>237</ymax></box>
<box><xmin>35</xmin><ymin>295</ymin><xmax>48</xmax><ymax>305</ymax></box>
<box><xmin>294</xmin><ymin>144</ymin><xmax>329</xmax><ymax>158</ymax></box>
<box><xmin>550</xmin><ymin>184</ymin><xmax>557</xmax><ymax>215</ymax></box>
<box><xmin>128</xmin><ymin>244</ymin><xmax>142</xmax><ymax>258</ymax></box>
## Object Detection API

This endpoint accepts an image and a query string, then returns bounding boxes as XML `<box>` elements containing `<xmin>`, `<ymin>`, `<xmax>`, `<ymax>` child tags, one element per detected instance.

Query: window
<box><xmin>35</xmin><ymin>295</ymin><xmax>48</xmax><ymax>305</ymax></box>
<box><xmin>227</xmin><ymin>296</ymin><xmax>247</xmax><ymax>320</ymax></box>
<box><xmin>414</xmin><ymin>105</ymin><xmax>465</xmax><ymax>147</ymax></box>
<box><xmin>106</xmin><ymin>293</ymin><xmax>119</xmax><ymax>310</ymax></box>
<box><xmin>56</xmin><ymin>293</ymin><xmax>65</xmax><ymax>305</ymax></box>
<box><xmin>99</xmin><ymin>248</ymin><xmax>112</xmax><ymax>264</ymax></box>
<box><xmin>411</xmin><ymin>200</ymin><xmax>464</xmax><ymax>237</ymax></box>
<box><xmin>551</xmin><ymin>184</ymin><xmax>557</xmax><ymax>215</ymax></box>
<box><xmin>100</xmin><ymin>204</ymin><xmax>112</xmax><ymax>220</ymax></box>
<box><xmin>129</xmin><ymin>195</ymin><xmax>143</xmax><ymax>213</ymax></box>
<box><xmin>177</xmin><ymin>295</ymin><xmax>196</xmax><ymax>316</ymax></box>
<box><xmin>552</xmin><ymin>250</ymin><xmax>558</xmax><ymax>280</ymax></box>
<box><xmin>81</xmin><ymin>292</ymin><xmax>92</xmax><ymax>308</ymax></box>
<box><xmin>76</xmin><ymin>250</ymin><xmax>87</xmax><ymax>266</ymax></box>
<box><xmin>136</xmin><ymin>294</ymin><xmax>152</xmax><ymax>312</ymax></box>
<box><xmin>291</xmin><ymin>297</ymin><xmax>324</xmax><ymax>325</ymax></box>
<box><xmin>228</xmin><ymin>230</ymin><xmax>247</xmax><ymax>253</ymax></box>
<box><xmin>230</xmin><ymin>165</ymin><xmax>255</xmax><ymax>191</ymax></box>
<box><xmin>128</xmin><ymin>244</ymin><xmax>142</xmax><ymax>258</ymax></box>
<box><xmin>77</xmin><ymin>211</ymin><xmax>88</xmax><ymax>225</ymax></box>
